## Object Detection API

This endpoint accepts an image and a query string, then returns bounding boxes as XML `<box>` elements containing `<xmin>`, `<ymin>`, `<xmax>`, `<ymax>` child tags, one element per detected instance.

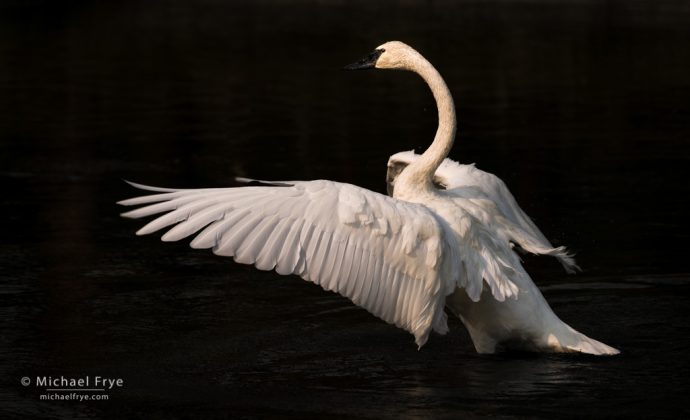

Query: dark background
<box><xmin>2</xmin><ymin>0</ymin><xmax>689</xmax><ymax>418</ymax></box>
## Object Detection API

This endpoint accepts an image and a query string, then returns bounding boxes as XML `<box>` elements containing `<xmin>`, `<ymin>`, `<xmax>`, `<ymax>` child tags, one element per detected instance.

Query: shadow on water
<box><xmin>1</xmin><ymin>0</ymin><xmax>689</xmax><ymax>418</ymax></box>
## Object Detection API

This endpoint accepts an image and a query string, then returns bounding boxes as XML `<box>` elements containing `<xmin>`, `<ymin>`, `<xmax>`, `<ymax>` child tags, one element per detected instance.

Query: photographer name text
<box><xmin>35</xmin><ymin>376</ymin><xmax>124</xmax><ymax>390</ymax></box>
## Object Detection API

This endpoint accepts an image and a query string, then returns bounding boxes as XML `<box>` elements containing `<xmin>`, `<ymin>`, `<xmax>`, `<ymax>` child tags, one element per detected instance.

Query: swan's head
<box><xmin>344</xmin><ymin>41</ymin><xmax>420</xmax><ymax>71</ymax></box>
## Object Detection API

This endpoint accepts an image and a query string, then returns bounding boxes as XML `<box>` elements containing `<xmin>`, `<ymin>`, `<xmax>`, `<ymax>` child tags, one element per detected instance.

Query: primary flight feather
<box><xmin>119</xmin><ymin>41</ymin><xmax>618</xmax><ymax>355</ymax></box>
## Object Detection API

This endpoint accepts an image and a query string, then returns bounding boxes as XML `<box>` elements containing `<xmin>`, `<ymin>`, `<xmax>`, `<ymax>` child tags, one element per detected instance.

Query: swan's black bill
<box><xmin>344</xmin><ymin>48</ymin><xmax>385</xmax><ymax>70</ymax></box>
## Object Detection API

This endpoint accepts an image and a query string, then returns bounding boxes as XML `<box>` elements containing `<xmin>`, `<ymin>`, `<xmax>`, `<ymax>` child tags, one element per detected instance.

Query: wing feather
<box><xmin>254</xmin><ymin>217</ymin><xmax>292</xmax><ymax>271</ymax></box>
<box><xmin>161</xmin><ymin>202</ymin><xmax>230</xmax><ymax>242</ymax></box>
<box><xmin>392</xmin><ymin>269</ymin><xmax>406</xmax><ymax>327</ymax></box>
<box><xmin>190</xmin><ymin>209</ymin><xmax>250</xmax><ymax>249</ymax></box>
<box><xmin>215</xmin><ymin>212</ymin><xmax>265</xmax><ymax>258</ymax></box>
<box><xmin>121</xmin><ymin>195</ymin><xmax>200</xmax><ymax>220</ymax></box>
<box><xmin>356</xmin><ymin>246</ymin><xmax>376</xmax><ymax>309</ymax></box>
<box><xmin>120</xmin><ymin>180</ymin><xmax>457</xmax><ymax>347</ymax></box>
<box><xmin>274</xmin><ymin>218</ymin><xmax>304</xmax><ymax>275</ymax></box>
<box><xmin>235</xmin><ymin>215</ymin><xmax>280</xmax><ymax>266</ymax></box>
<box><xmin>323</xmin><ymin>233</ymin><xmax>347</xmax><ymax>292</ymax></box>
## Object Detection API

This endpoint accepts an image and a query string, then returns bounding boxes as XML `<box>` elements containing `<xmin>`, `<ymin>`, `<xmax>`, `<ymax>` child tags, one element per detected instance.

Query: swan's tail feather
<box><xmin>566</xmin><ymin>340</ymin><xmax>620</xmax><ymax>356</ymax></box>
<box><xmin>563</xmin><ymin>334</ymin><xmax>620</xmax><ymax>356</ymax></box>
<box><xmin>551</xmin><ymin>325</ymin><xmax>620</xmax><ymax>356</ymax></box>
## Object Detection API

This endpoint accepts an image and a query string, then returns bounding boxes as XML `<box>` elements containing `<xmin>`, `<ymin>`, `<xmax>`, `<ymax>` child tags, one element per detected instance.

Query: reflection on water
<box><xmin>1</xmin><ymin>0</ymin><xmax>689</xmax><ymax>417</ymax></box>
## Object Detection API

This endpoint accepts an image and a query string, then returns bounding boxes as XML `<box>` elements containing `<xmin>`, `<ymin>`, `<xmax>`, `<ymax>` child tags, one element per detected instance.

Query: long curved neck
<box><xmin>399</xmin><ymin>55</ymin><xmax>457</xmax><ymax>191</ymax></box>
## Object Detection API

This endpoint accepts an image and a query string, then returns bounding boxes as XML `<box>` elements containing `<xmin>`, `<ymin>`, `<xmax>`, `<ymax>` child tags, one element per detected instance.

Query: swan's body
<box><xmin>119</xmin><ymin>41</ymin><xmax>618</xmax><ymax>355</ymax></box>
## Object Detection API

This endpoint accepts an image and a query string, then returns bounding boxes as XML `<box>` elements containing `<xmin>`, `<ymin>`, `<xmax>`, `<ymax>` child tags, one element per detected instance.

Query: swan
<box><xmin>118</xmin><ymin>41</ymin><xmax>619</xmax><ymax>355</ymax></box>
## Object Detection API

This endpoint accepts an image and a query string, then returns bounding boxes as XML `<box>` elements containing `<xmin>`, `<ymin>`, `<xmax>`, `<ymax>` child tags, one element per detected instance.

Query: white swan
<box><xmin>119</xmin><ymin>41</ymin><xmax>619</xmax><ymax>355</ymax></box>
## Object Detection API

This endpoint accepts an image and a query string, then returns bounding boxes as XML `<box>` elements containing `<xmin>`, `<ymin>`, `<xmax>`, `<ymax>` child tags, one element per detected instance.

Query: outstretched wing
<box><xmin>387</xmin><ymin>151</ymin><xmax>579</xmax><ymax>272</ymax></box>
<box><xmin>119</xmin><ymin>180</ymin><xmax>460</xmax><ymax>347</ymax></box>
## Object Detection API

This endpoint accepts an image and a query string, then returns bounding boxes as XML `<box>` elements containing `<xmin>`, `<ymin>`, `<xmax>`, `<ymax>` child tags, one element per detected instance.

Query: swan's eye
<box><xmin>368</xmin><ymin>48</ymin><xmax>385</xmax><ymax>63</ymax></box>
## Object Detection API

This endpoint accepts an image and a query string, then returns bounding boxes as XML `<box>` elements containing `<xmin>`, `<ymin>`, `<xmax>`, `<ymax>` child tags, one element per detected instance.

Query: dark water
<box><xmin>2</xmin><ymin>0</ymin><xmax>689</xmax><ymax>418</ymax></box>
